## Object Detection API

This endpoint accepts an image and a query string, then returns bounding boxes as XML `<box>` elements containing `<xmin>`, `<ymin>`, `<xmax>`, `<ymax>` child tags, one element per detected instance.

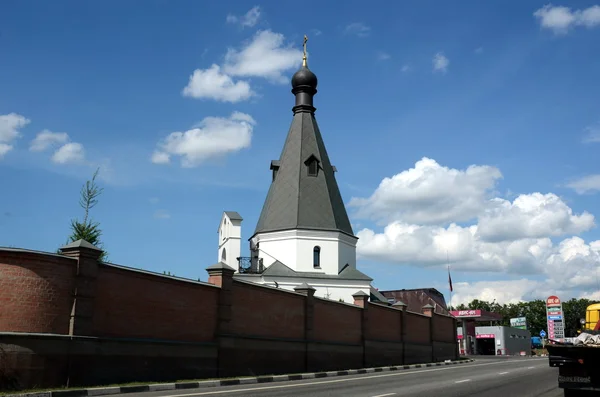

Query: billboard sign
<box><xmin>546</xmin><ymin>295</ymin><xmax>565</xmax><ymax>339</ymax></box>
<box><xmin>510</xmin><ymin>316</ymin><xmax>527</xmax><ymax>330</ymax></box>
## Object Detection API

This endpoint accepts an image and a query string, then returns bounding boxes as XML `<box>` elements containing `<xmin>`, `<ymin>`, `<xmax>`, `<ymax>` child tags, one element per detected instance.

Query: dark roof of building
<box><xmin>234</xmin><ymin>260</ymin><xmax>372</xmax><ymax>282</ymax></box>
<box><xmin>379</xmin><ymin>288</ymin><xmax>449</xmax><ymax>315</ymax></box>
<box><xmin>370</xmin><ymin>287</ymin><xmax>389</xmax><ymax>304</ymax></box>
<box><xmin>224</xmin><ymin>211</ymin><xmax>243</xmax><ymax>221</ymax></box>
<box><xmin>252</xmin><ymin>62</ymin><xmax>354</xmax><ymax>238</ymax></box>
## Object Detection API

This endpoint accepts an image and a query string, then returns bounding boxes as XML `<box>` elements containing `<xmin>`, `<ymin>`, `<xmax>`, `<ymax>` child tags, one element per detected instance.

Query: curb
<box><xmin>6</xmin><ymin>359</ymin><xmax>474</xmax><ymax>397</ymax></box>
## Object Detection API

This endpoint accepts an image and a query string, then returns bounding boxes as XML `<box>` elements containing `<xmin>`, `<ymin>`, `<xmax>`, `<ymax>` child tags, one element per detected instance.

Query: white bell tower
<box><xmin>217</xmin><ymin>211</ymin><xmax>243</xmax><ymax>270</ymax></box>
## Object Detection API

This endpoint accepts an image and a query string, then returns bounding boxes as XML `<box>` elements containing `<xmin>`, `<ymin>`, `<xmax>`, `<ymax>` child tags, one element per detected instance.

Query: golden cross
<box><xmin>302</xmin><ymin>35</ymin><xmax>308</xmax><ymax>67</ymax></box>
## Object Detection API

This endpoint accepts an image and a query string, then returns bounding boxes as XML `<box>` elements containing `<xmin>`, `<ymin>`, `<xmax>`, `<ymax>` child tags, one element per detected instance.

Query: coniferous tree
<box><xmin>62</xmin><ymin>168</ymin><xmax>108</xmax><ymax>261</ymax></box>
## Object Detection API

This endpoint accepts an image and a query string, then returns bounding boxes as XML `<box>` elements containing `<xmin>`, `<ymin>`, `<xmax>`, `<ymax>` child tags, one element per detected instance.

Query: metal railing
<box><xmin>237</xmin><ymin>256</ymin><xmax>264</xmax><ymax>274</ymax></box>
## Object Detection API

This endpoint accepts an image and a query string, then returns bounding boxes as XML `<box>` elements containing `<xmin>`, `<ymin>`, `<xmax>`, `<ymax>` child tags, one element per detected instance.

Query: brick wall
<box><xmin>0</xmin><ymin>250</ymin><xmax>75</xmax><ymax>334</ymax></box>
<box><xmin>92</xmin><ymin>266</ymin><xmax>219</xmax><ymax>342</ymax></box>
<box><xmin>0</xmin><ymin>245</ymin><xmax>458</xmax><ymax>390</ymax></box>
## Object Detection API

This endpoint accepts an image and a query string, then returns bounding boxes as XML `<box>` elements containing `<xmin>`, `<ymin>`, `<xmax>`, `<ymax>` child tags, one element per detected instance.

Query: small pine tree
<box><xmin>63</xmin><ymin>168</ymin><xmax>108</xmax><ymax>262</ymax></box>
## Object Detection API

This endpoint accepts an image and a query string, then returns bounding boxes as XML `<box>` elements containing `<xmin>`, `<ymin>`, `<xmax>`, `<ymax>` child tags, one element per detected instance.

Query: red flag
<box><xmin>448</xmin><ymin>266</ymin><xmax>453</xmax><ymax>292</ymax></box>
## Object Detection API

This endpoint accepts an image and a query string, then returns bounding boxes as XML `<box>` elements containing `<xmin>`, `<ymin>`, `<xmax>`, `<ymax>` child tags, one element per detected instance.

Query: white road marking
<box><xmin>498</xmin><ymin>372</ymin><xmax>509</xmax><ymax>375</ymax></box>
<box><xmin>371</xmin><ymin>393</ymin><xmax>396</xmax><ymax>397</ymax></box>
<box><xmin>159</xmin><ymin>359</ymin><xmax>542</xmax><ymax>396</ymax></box>
<box><xmin>455</xmin><ymin>379</ymin><xmax>471</xmax><ymax>383</ymax></box>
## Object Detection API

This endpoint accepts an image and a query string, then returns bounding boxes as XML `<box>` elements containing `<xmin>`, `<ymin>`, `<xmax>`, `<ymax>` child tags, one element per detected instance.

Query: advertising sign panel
<box><xmin>510</xmin><ymin>316</ymin><xmax>527</xmax><ymax>330</ymax></box>
<box><xmin>546</xmin><ymin>295</ymin><xmax>565</xmax><ymax>339</ymax></box>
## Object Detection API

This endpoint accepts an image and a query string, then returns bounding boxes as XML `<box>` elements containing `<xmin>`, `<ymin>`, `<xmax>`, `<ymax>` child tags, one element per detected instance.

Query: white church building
<box><xmin>216</xmin><ymin>44</ymin><xmax>374</xmax><ymax>303</ymax></box>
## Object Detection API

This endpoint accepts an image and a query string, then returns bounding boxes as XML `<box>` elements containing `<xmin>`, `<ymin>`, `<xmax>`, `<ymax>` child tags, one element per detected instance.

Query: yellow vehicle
<box><xmin>585</xmin><ymin>303</ymin><xmax>600</xmax><ymax>331</ymax></box>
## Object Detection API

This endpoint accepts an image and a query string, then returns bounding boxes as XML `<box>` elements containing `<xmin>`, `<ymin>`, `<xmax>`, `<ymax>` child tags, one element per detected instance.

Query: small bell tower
<box><xmin>217</xmin><ymin>211</ymin><xmax>243</xmax><ymax>270</ymax></box>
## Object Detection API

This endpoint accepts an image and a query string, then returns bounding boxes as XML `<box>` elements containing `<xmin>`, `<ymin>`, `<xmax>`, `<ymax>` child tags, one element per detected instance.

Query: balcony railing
<box><xmin>237</xmin><ymin>256</ymin><xmax>264</xmax><ymax>274</ymax></box>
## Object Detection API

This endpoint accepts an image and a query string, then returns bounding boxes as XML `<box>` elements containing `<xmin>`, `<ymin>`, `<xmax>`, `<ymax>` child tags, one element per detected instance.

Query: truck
<box><xmin>546</xmin><ymin>303</ymin><xmax>600</xmax><ymax>396</ymax></box>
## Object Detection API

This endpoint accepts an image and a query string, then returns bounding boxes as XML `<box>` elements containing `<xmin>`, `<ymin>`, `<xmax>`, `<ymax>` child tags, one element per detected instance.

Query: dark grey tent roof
<box><xmin>252</xmin><ymin>63</ymin><xmax>354</xmax><ymax>238</ymax></box>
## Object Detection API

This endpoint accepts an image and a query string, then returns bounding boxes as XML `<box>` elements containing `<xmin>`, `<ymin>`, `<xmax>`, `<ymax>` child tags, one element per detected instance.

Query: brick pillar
<box><xmin>422</xmin><ymin>304</ymin><xmax>434</xmax><ymax>362</ymax></box>
<box><xmin>59</xmin><ymin>239</ymin><xmax>102</xmax><ymax>336</ymax></box>
<box><xmin>353</xmin><ymin>290</ymin><xmax>369</xmax><ymax>367</ymax></box>
<box><xmin>294</xmin><ymin>283</ymin><xmax>316</xmax><ymax>372</ymax></box>
<box><xmin>206</xmin><ymin>262</ymin><xmax>235</xmax><ymax>335</ymax></box>
<box><xmin>393</xmin><ymin>300</ymin><xmax>407</xmax><ymax>364</ymax></box>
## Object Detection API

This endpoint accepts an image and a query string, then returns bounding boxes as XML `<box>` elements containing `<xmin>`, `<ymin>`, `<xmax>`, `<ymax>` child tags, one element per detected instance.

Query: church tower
<box><xmin>217</xmin><ymin>211</ymin><xmax>243</xmax><ymax>270</ymax></box>
<box><xmin>250</xmin><ymin>37</ymin><xmax>359</xmax><ymax>277</ymax></box>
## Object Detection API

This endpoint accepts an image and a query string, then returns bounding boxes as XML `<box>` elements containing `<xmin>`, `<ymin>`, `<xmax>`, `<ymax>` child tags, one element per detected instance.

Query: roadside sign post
<box><xmin>546</xmin><ymin>296</ymin><xmax>565</xmax><ymax>341</ymax></box>
<box><xmin>540</xmin><ymin>330</ymin><xmax>547</xmax><ymax>348</ymax></box>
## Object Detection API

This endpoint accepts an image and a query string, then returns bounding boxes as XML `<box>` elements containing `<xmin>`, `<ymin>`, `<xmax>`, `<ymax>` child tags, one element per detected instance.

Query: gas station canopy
<box><xmin>449</xmin><ymin>309</ymin><xmax>503</xmax><ymax>322</ymax></box>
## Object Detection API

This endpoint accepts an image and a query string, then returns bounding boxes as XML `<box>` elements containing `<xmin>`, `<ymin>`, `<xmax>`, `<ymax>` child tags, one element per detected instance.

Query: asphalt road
<box><xmin>124</xmin><ymin>357</ymin><xmax>561</xmax><ymax>397</ymax></box>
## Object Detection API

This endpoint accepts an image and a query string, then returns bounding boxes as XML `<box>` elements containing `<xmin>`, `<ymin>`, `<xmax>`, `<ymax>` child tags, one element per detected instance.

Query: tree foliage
<box><xmin>63</xmin><ymin>168</ymin><xmax>108</xmax><ymax>261</ymax></box>
<box><xmin>455</xmin><ymin>298</ymin><xmax>598</xmax><ymax>337</ymax></box>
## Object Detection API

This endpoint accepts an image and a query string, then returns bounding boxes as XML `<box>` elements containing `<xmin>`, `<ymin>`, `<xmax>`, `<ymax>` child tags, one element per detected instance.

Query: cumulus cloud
<box><xmin>51</xmin><ymin>142</ymin><xmax>85</xmax><ymax>164</ymax></box>
<box><xmin>344</xmin><ymin>22</ymin><xmax>371</xmax><ymax>38</ymax></box>
<box><xmin>534</xmin><ymin>4</ymin><xmax>600</xmax><ymax>34</ymax></box>
<box><xmin>29</xmin><ymin>129</ymin><xmax>85</xmax><ymax>164</ymax></box>
<box><xmin>182</xmin><ymin>30</ymin><xmax>302</xmax><ymax>102</ymax></box>
<box><xmin>567</xmin><ymin>174</ymin><xmax>600</xmax><ymax>194</ymax></box>
<box><xmin>182</xmin><ymin>64</ymin><xmax>254</xmax><ymax>103</ymax></box>
<box><xmin>0</xmin><ymin>113</ymin><xmax>30</xmax><ymax>158</ymax></box>
<box><xmin>433</xmin><ymin>52</ymin><xmax>449</xmax><ymax>73</ymax></box>
<box><xmin>152</xmin><ymin>112</ymin><xmax>256</xmax><ymax>167</ymax></box>
<box><xmin>353</xmin><ymin>157</ymin><xmax>600</xmax><ymax>301</ymax></box>
<box><xmin>223</xmin><ymin>30</ymin><xmax>303</xmax><ymax>83</ymax></box>
<box><xmin>349</xmin><ymin>157</ymin><xmax>503</xmax><ymax>225</ymax></box>
<box><xmin>226</xmin><ymin>6</ymin><xmax>261</xmax><ymax>28</ymax></box>
<box><xmin>29</xmin><ymin>129</ymin><xmax>69</xmax><ymax>152</ymax></box>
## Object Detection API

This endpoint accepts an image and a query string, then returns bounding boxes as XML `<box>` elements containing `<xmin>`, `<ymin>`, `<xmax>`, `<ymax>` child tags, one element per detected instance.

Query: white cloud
<box><xmin>475</xmin><ymin>47</ymin><xmax>484</xmax><ymax>54</ymax></box>
<box><xmin>223</xmin><ymin>30</ymin><xmax>303</xmax><ymax>83</ymax></box>
<box><xmin>182</xmin><ymin>64</ymin><xmax>254</xmax><ymax>103</ymax></box>
<box><xmin>52</xmin><ymin>142</ymin><xmax>85</xmax><ymax>164</ymax></box>
<box><xmin>567</xmin><ymin>174</ymin><xmax>600</xmax><ymax>194</ymax></box>
<box><xmin>226</xmin><ymin>6</ymin><xmax>261</xmax><ymax>28</ymax></box>
<box><xmin>349</xmin><ymin>157</ymin><xmax>503</xmax><ymax>225</ymax></box>
<box><xmin>450</xmin><ymin>279</ymin><xmax>540</xmax><ymax>306</ymax></box>
<box><xmin>311</xmin><ymin>29</ymin><xmax>322</xmax><ymax>36</ymax></box>
<box><xmin>152</xmin><ymin>112</ymin><xmax>256</xmax><ymax>167</ymax></box>
<box><xmin>0</xmin><ymin>113</ymin><xmax>30</xmax><ymax>158</ymax></box>
<box><xmin>401</xmin><ymin>65</ymin><xmax>411</xmax><ymax>73</ymax></box>
<box><xmin>433</xmin><ymin>52</ymin><xmax>449</xmax><ymax>73</ymax></box>
<box><xmin>353</xmin><ymin>157</ymin><xmax>600</xmax><ymax>300</ymax></box>
<box><xmin>534</xmin><ymin>4</ymin><xmax>600</xmax><ymax>34</ymax></box>
<box><xmin>29</xmin><ymin>129</ymin><xmax>69</xmax><ymax>152</ymax></box>
<box><xmin>344</xmin><ymin>22</ymin><xmax>371</xmax><ymax>38</ymax></box>
<box><xmin>477</xmin><ymin>193</ymin><xmax>595</xmax><ymax>241</ymax></box>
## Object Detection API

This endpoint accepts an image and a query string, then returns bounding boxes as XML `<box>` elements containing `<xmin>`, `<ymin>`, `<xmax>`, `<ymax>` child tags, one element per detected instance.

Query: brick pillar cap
<box><xmin>294</xmin><ymin>282</ymin><xmax>316</xmax><ymax>292</ymax></box>
<box><xmin>392</xmin><ymin>300</ymin><xmax>407</xmax><ymax>307</ymax></box>
<box><xmin>422</xmin><ymin>304</ymin><xmax>435</xmax><ymax>309</ymax></box>
<box><xmin>60</xmin><ymin>239</ymin><xmax>102</xmax><ymax>252</ymax></box>
<box><xmin>206</xmin><ymin>261</ymin><xmax>236</xmax><ymax>275</ymax></box>
<box><xmin>352</xmin><ymin>290</ymin><xmax>369</xmax><ymax>298</ymax></box>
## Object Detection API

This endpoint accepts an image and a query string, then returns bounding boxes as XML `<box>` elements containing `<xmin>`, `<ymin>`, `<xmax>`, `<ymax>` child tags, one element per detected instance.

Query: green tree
<box><xmin>63</xmin><ymin>168</ymin><xmax>108</xmax><ymax>261</ymax></box>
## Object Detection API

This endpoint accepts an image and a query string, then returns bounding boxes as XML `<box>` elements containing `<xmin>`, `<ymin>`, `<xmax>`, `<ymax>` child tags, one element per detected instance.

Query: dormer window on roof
<box><xmin>305</xmin><ymin>155</ymin><xmax>320</xmax><ymax>177</ymax></box>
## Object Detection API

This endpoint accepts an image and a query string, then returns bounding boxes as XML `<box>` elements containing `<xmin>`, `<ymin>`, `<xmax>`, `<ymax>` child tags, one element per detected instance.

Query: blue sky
<box><xmin>1</xmin><ymin>0</ymin><xmax>600</xmax><ymax>305</ymax></box>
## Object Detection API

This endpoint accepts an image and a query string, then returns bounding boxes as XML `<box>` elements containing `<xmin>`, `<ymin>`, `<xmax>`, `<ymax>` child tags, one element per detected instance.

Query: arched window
<box><xmin>221</xmin><ymin>248</ymin><xmax>227</xmax><ymax>261</ymax></box>
<box><xmin>313</xmin><ymin>246</ymin><xmax>321</xmax><ymax>268</ymax></box>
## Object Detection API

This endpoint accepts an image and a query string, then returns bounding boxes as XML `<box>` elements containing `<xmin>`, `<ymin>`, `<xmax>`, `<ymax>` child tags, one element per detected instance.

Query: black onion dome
<box><xmin>291</xmin><ymin>66</ymin><xmax>318</xmax><ymax>90</ymax></box>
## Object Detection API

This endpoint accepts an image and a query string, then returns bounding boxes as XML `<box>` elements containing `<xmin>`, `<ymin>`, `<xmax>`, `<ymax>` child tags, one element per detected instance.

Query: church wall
<box><xmin>256</xmin><ymin>230</ymin><xmax>356</xmax><ymax>275</ymax></box>
<box><xmin>0</xmin><ymin>247</ymin><xmax>458</xmax><ymax>391</ymax></box>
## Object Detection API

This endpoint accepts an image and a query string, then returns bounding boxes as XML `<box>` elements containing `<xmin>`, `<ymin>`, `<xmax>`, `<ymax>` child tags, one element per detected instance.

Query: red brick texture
<box><xmin>0</xmin><ymin>247</ymin><xmax>458</xmax><ymax>390</ymax></box>
<box><xmin>92</xmin><ymin>266</ymin><xmax>219</xmax><ymax>342</ymax></box>
<box><xmin>0</xmin><ymin>250</ymin><xmax>75</xmax><ymax>334</ymax></box>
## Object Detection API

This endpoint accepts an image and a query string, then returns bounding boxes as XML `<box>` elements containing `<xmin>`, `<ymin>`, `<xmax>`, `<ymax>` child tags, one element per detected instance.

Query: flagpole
<box><xmin>447</xmin><ymin>250</ymin><xmax>452</xmax><ymax>311</ymax></box>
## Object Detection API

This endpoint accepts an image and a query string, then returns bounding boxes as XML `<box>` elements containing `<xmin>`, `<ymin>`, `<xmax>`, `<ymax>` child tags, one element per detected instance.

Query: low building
<box><xmin>457</xmin><ymin>325</ymin><xmax>532</xmax><ymax>355</ymax></box>
<box><xmin>379</xmin><ymin>288</ymin><xmax>449</xmax><ymax>314</ymax></box>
